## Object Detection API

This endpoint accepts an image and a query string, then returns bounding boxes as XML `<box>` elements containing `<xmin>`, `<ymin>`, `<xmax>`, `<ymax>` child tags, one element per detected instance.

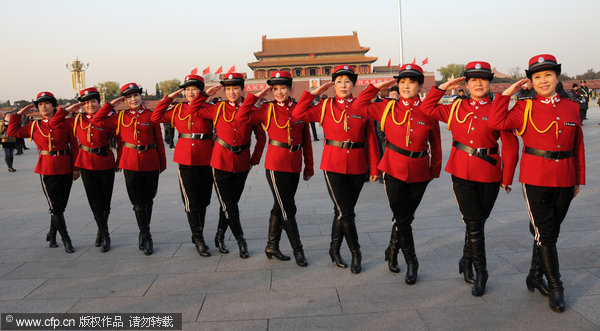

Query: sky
<box><xmin>1</xmin><ymin>0</ymin><xmax>598</xmax><ymax>101</ymax></box>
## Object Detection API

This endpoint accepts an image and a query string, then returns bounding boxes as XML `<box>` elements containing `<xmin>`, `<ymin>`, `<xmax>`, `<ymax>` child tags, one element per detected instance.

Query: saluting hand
<box><xmin>374</xmin><ymin>79</ymin><xmax>396</xmax><ymax>90</ymax></box>
<box><xmin>109</xmin><ymin>96</ymin><xmax>125</xmax><ymax>107</ymax></box>
<box><xmin>502</xmin><ymin>78</ymin><xmax>531</xmax><ymax>96</ymax></box>
<box><xmin>205</xmin><ymin>85</ymin><xmax>222</xmax><ymax>96</ymax></box>
<box><xmin>439</xmin><ymin>77</ymin><xmax>466</xmax><ymax>91</ymax></box>
<box><xmin>65</xmin><ymin>102</ymin><xmax>84</xmax><ymax>113</ymax></box>
<box><xmin>17</xmin><ymin>104</ymin><xmax>35</xmax><ymax>116</ymax></box>
<box><xmin>255</xmin><ymin>86</ymin><xmax>272</xmax><ymax>99</ymax></box>
<box><xmin>311</xmin><ymin>81</ymin><xmax>334</xmax><ymax>96</ymax></box>
<box><xmin>168</xmin><ymin>88</ymin><xmax>183</xmax><ymax>100</ymax></box>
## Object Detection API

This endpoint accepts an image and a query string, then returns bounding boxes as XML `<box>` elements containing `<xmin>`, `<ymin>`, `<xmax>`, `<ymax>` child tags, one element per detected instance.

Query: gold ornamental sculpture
<box><xmin>66</xmin><ymin>57</ymin><xmax>89</xmax><ymax>94</ymax></box>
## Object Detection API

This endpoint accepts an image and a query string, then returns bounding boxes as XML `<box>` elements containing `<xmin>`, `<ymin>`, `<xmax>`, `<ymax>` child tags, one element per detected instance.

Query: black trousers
<box><xmin>178</xmin><ymin>164</ymin><xmax>213</xmax><ymax>213</ymax></box>
<box><xmin>323</xmin><ymin>171</ymin><xmax>365</xmax><ymax>222</ymax></box>
<box><xmin>384</xmin><ymin>173</ymin><xmax>429</xmax><ymax>229</ymax></box>
<box><xmin>265</xmin><ymin>169</ymin><xmax>300</xmax><ymax>221</ymax></box>
<box><xmin>522</xmin><ymin>184</ymin><xmax>574</xmax><ymax>246</ymax></box>
<box><xmin>123</xmin><ymin>170</ymin><xmax>159</xmax><ymax>207</ymax></box>
<box><xmin>40</xmin><ymin>174</ymin><xmax>73</xmax><ymax>214</ymax></box>
<box><xmin>451</xmin><ymin>175</ymin><xmax>500</xmax><ymax>225</ymax></box>
<box><xmin>80</xmin><ymin>169</ymin><xmax>115</xmax><ymax>214</ymax></box>
<box><xmin>212</xmin><ymin>168</ymin><xmax>249</xmax><ymax>220</ymax></box>
<box><xmin>309</xmin><ymin>122</ymin><xmax>319</xmax><ymax>140</ymax></box>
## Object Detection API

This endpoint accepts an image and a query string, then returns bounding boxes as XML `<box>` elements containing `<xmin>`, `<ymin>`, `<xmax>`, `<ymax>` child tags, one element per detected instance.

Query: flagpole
<box><xmin>397</xmin><ymin>0</ymin><xmax>404</xmax><ymax>66</ymax></box>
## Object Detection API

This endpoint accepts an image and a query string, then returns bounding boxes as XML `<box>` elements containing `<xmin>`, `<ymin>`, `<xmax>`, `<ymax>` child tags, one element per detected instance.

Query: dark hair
<box><xmin>459</xmin><ymin>89</ymin><xmax>464</xmax><ymax>93</ymax></box>
<box><xmin>396</xmin><ymin>75</ymin><xmax>424</xmax><ymax>85</ymax></box>
<box><xmin>572</xmin><ymin>83</ymin><xmax>579</xmax><ymax>88</ymax></box>
<box><xmin>389</xmin><ymin>86</ymin><xmax>399</xmax><ymax>93</ymax></box>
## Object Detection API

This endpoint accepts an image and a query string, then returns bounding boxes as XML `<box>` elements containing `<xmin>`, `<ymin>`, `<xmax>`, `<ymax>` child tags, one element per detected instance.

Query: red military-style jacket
<box><xmin>489</xmin><ymin>94</ymin><xmax>585</xmax><ymax>187</ymax></box>
<box><xmin>8</xmin><ymin>112</ymin><xmax>79</xmax><ymax>175</ymax></box>
<box><xmin>420</xmin><ymin>87</ymin><xmax>518</xmax><ymax>185</ymax></box>
<box><xmin>151</xmin><ymin>96</ymin><xmax>213</xmax><ymax>166</ymax></box>
<box><xmin>51</xmin><ymin>108</ymin><xmax>120</xmax><ymax>171</ymax></box>
<box><xmin>237</xmin><ymin>93</ymin><xmax>314</xmax><ymax>176</ymax></box>
<box><xmin>292</xmin><ymin>91</ymin><xmax>380</xmax><ymax>176</ymax></box>
<box><xmin>92</xmin><ymin>103</ymin><xmax>166</xmax><ymax>172</ymax></box>
<box><xmin>187</xmin><ymin>95</ymin><xmax>266</xmax><ymax>173</ymax></box>
<box><xmin>353</xmin><ymin>85</ymin><xmax>442</xmax><ymax>183</ymax></box>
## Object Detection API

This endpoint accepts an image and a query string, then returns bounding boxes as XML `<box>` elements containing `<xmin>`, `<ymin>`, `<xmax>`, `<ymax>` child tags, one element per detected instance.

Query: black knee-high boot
<box><xmin>328</xmin><ymin>215</ymin><xmax>347</xmax><ymax>268</ymax></box>
<box><xmin>526</xmin><ymin>243</ymin><xmax>550</xmax><ymax>296</ymax></box>
<box><xmin>398</xmin><ymin>226</ymin><xmax>418</xmax><ymax>285</ymax></box>
<box><xmin>6</xmin><ymin>156</ymin><xmax>16</xmax><ymax>172</ymax></box>
<box><xmin>214</xmin><ymin>210</ymin><xmax>229</xmax><ymax>254</ymax></box>
<box><xmin>93</xmin><ymin>211</ymin><xmax>110</xmax><ymax>252</ymax></box>
<box><xmin>228</xmin><ymin>215</ymin><xmax>248</xmax><ymax>259</ymax></box>
<box><xmin>187</xmin><ymin>211</ymin><xmax>210</xmax><ymax>257</ymax></box>
<box><xmin>459</xmin><ymin>232</ymin><xmax>475</xmax><ymax>284</ymax></box>
<box><xmin>384</xmin><ymin>224</ymin><xmax>400</xmax><ymax>273</ymax></box>
<box><xmin>342</xmin><ymin>218</ymin><xmax>361</xmax><ymax>274</ymax></box>
<box><xmin>285</xmin><ymin>217</ymin><xmax>307</xmax><ymax>267</ymax></box>
<box><xmin>540</xmin><ymin>245</ymin><xmax>565</xmax><ymax>312</ymax></box>
<box><xmin>467</xmin><ymin>221</ymin><xmax>487</xmax><ymax>296</ymax></box>
<box><xmin>51</xmin><ymin>213</ymin><xmax>74</xmax><ymax>253</ymax></box>
<box><xmin>46</xmin><ymin>219</ymin><xmax>58</xmax><ymax>248</ymax></box>
<box><xmin>134</xmin><ymin>204</ymin><xmax>152</xmax><ymax>255</ymax></box>
<box><xmin>265</xmin><ymin>212</ymin><xmax>290</xmax><ymax>261</ymax></box>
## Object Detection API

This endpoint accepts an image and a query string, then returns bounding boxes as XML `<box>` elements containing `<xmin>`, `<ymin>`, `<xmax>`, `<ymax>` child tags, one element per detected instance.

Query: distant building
<box><xmin>248</xmin><ymin>31</ymin><xmax>378</xmax><ymax>78</ymax></box>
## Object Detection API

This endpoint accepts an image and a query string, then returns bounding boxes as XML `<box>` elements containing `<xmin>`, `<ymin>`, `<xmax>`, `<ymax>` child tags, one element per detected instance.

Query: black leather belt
<box><xmin>524</xmin><ymin>146</ymin><xmax>573</xmax><ymax>160</ymax></box>
<box><xmin>179</xmin><ymin>133</ymin><xmax>213</xmax><ymax>140</ymax></box>
<box><xmin>215</xmin><ymin>136</ymin><xmax>250</xmax><ymax>154</ymax></box>
<box><xmin>452</xmin><ymin>141</ymin><xmax>498</xmax><ymax>166</ymax></box>
<box><xmin>386</xmin><ymin>141</ymin><xmax>428</xmax><ymax>158</ymax></box>
<box><xmin>39</xmin><ymin>149</ymin><xmax>70</xmax><ymax>156</ymax></box>
<box><xmin>269</xmin><ymin>139</ymin><xmax>301</xmax><ymax>152</ymax></box>
<box><xmin>325</xmin><ymin>139</ymin><xmax>364</xmax><ymax>149</ymax></box>
<box><xmin>123</xmin><ymin>142</ymin><xmax>156</xmax><ymax>151</ymax></box>
<box><xmin>79</xmin><ymin>144</ymin><xmax>110</xmax><ymax>155</ymax></box>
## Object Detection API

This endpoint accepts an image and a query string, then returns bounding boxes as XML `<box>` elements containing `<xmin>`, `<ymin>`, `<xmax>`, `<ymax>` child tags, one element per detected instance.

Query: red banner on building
<box><xmin>356</xmin><ymin>78</ymin><xmax>391</xmax><ymax>86</ymax></box>
<box><xmin>244</xmin><ymin>83</ymin><xmax>270</xmax><ymax>91</ymax></box>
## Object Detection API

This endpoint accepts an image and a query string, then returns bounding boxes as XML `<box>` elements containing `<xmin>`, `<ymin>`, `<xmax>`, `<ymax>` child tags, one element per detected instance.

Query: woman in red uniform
<box><xmin>352</xmin><ymin>64</ymin><xmax>442</xmax><ymax>283</ymax></box>
<box><xmin>92</xmin><ymin>83</ymin><xmax>166</xmax><ymax>255</ymax></box>
<box><xmin>292</xmin><ymin>65</ymin><xmax>380</xmax><ymax>274</ymax></box>
<box><xmin>151</xmin><ymin>75</ymin><xmax>215</xmax><ymax>257</ymax></box>
<box><xmin>490</xmin><ymin>54</ymin><xmax>585</xmax><ymax>313</ymax></box>
<box><xmin>8</xmin><ymin>92</ymin><xmax>80</xmax><ymax>253</ymax></box>
<box><xmin>188</xmin><ymin>73</ymin><xmax>266</xmax><ymax>259</ymax></box>
<box><xmin>51</xmin><ymin>87</ymin><xmax>120</xmax><ymax>252</ymax></box>
<box><xmin>236</xmin><ymin>71</ymin><xmax>314</xmax><ymax>266</ymax></box>
<box><xmin>420</xmin><ymin>62</ymin><xmax>519</xmax><ymax>296</ymax></box>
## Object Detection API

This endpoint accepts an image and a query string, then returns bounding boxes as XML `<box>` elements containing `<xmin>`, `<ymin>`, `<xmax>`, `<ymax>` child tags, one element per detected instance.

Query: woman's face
<box><xmin>184</xmin><ymin>86</ymin><xmax>201</xmax><ymax>103</ymax></box>
<box><xmin>83</xmin><ymin>98</ymin><xmax>100</xmax><ymax>115</ymax></box>
<box><xmin>225</xmin><ymin>85</ymin><xmax>243</xmax><ymax>103</ymax></box>
<box><xmin>334</xmin><ymin>75</ymin><xmax>354</xmax><ymax>99</ymax></box>
<box><xmin>124</xmin><ymin>93</ymin><xmax>142</xmax><ymax>109</ymax></box>
<box><xmin>37</xmin><ymin>101</ymin><xmax>55</xmax><ymax>118</ymax></box>
<box><xmin>466</xmin><ymin>78</ymin><xmax>490</xmax><ymax>100</ymax></box>
<box><xmin>272</xmin><ymin>85</ymin><xmax>290</xmax><ymax>103</ymax></box>
<box><xmin>398</xmin><ymin>78</ymin><xmax>421</xmax><ymax>100</ymax></box>
<box><xmin>531</xmin><ymin>70</ymin><xmax>559</xmax><ymax>98</ymax></box>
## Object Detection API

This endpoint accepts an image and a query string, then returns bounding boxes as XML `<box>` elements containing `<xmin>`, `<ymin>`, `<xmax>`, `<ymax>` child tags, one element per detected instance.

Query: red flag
<box><xmin>215</xmin><ymin>66</ymin><xmax>223</xmax><ymax>74</ymax></box>
<box><xmin>387</xmin><ymin>58</ymin><xmax>391</xmax><ymax>68</ymax></box>
<box><xmin>422</xmin><ymin>57</ymin><xmax>429</xmax><ymax>65</ymax></box>
<box><xmin>190</xmin><ymin>67</ymin><xmax>198</xmax><ymax>75</ymax></box>
<box><xmin>225</xmin><ymin>65</ymin><xmax>235</xmax><ymax>74</ymax></box>
<box><xmin>202</xmin><ymin>67</ymin><xmax>210</xmax><ymax>75</ymax></box>
<box><xmin>411</xmin><ymin>58</ymin><xmax>416</xmax><ymax>64</ymax></box>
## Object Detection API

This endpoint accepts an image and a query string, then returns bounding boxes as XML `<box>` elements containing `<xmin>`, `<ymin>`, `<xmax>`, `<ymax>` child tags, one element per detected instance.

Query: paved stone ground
<box><xmin>1</xmin><ymin>105</ymin><xmax>599</xmax><ymax>330</ymax></box>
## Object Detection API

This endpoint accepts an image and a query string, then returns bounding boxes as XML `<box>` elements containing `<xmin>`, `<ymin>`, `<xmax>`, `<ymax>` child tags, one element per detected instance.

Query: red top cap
<box><xmin>36</xmin><ymin>91</ymin><xmax>55</xmax><ymax>100</ymax></box>
<box><xmin>464</xmin><ymin>61</ymin><xmax>494</xmax><ymax>80</ymax></box>
<box><xmin>220</xmin><ymin>73</ymin><xmax>245</xmax><ymax>87</ymax></box>
<box><xmin>267</xmin><ymin>71</ymin><xmax>293</xmax><ymax>86</ymax></box>
<box><xmin>120</xmin><ymin>82</ymin><xmax>143</xmax><ymax>96</ymax></box>
<box><xmin>394</xmin><ymin>63</ymin><xmax>424</xmax><ymax>81</ymax></box>
<box><xmin>333</xmin><ymin>65</ymin><xmax>355</xmax><ymax>74</ymax></box>
<box><xmin>180</xmin><ymin>74</ymin><xmax>205</xmax><ymax>90</ymax></box>
<box><xmin>331</xmin><ymin>65</ymin><xmax>358</xmax><ymax>85</ymax></box>
<box><xmin>270</xmin><ymin>71</ymin><xmax>292</xmax><ymax>79</ymax></box>
<box><xmin>78</xmin><ymin>87</ymin><xmax>100</xmax><ymax>102</ymax></box>
<box><xmin>34</xmin><ymin>91</ymin><xmax>57</xmax><ymax>106</ymax></box>
<box><xmin>526</xmin><ymin>54</ymin><xmax>561</xmax><ymax>78</ymax></box>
